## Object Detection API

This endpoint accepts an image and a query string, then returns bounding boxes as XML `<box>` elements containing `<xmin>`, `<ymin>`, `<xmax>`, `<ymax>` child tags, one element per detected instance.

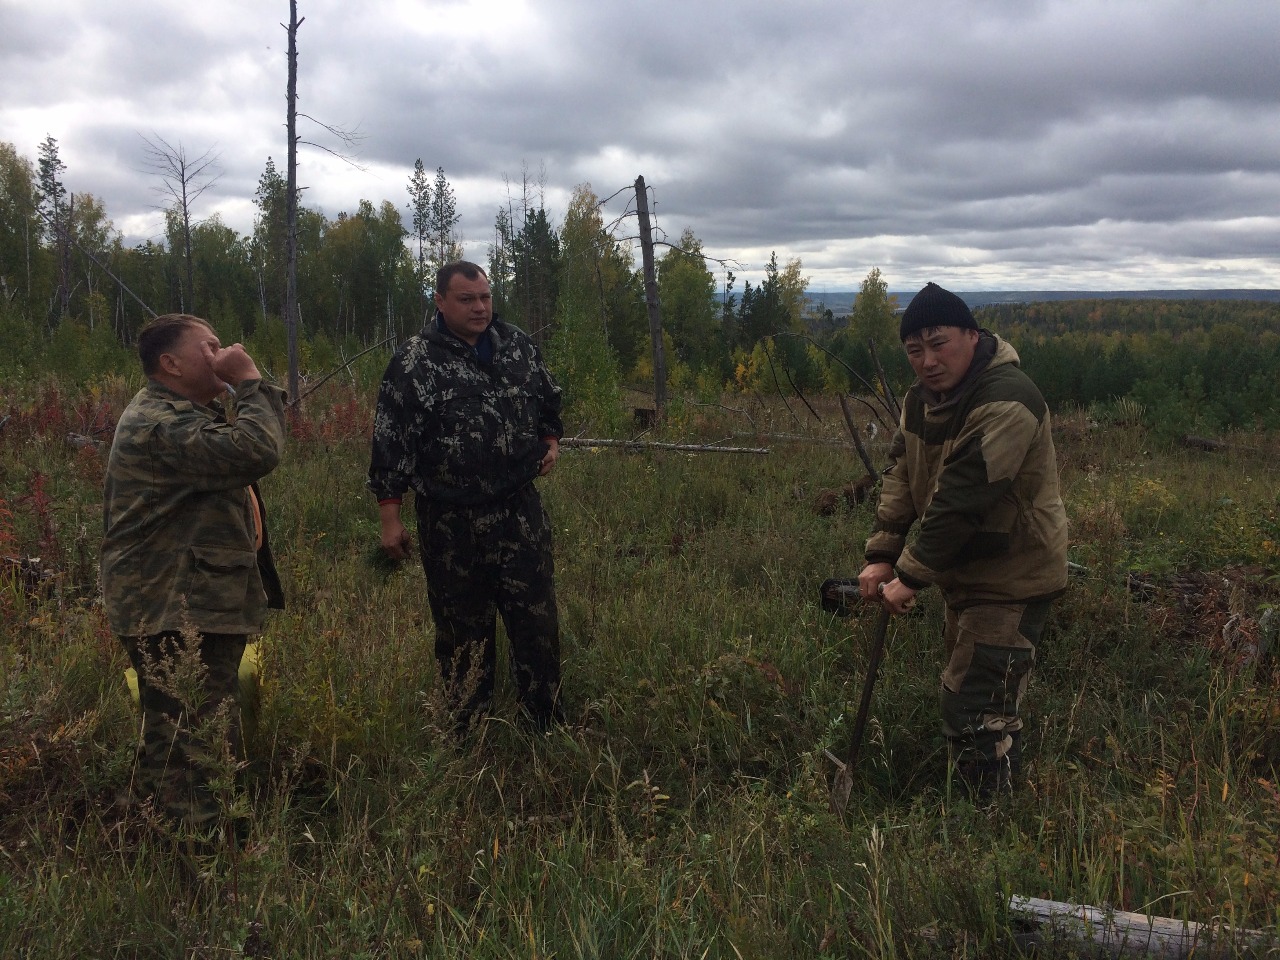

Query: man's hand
<box><xmin>859</xmin><ymin>562</ymin><xmax>918</xmax><ymax>615</ymax></box>
<box><xmin>858</xmin><ymin>562</ymin><xmax>894</xmax><ymax>600</ymax></box>
<box><xmin>538</xmin><ymin>436</ymin><xmax>561</xmax><ymax>477</ymax></box>
<box><xmin>379</xmin><ymin>503</ymin><xmax>413</xmax><ymax>562</ymax></box>
<box><xmin>208</xmin><ymin>342</ymin><xmax>262</xmax><ymax>388</ymax></box>
<box><xmin>878</xmin><ymin>578</ymin><xmax>918</xmax><ymax>616</ymax></box>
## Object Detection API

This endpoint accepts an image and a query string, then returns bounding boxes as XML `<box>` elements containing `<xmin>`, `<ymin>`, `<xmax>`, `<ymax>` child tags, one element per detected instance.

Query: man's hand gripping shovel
<box><xmin>820</xmin><ymin>578</ymin><xmax>892</xmax><ymax>816</ymax></box>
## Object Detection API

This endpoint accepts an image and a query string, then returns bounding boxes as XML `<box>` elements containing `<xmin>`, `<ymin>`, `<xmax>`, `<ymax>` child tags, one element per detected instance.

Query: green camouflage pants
<box><xmin>418</xmin><ymin>484</ymin><xmax>561</xmax><ymax>726</ymax></box>
<box><xmin>939</xmin><ymin>601</ymin><xmax>1051</xmax><ymax>765</ymax></box>
<box><xmin>120</xmin><ymin>631</ymin><xmax>246</xmax><ymax>830</ymax></box>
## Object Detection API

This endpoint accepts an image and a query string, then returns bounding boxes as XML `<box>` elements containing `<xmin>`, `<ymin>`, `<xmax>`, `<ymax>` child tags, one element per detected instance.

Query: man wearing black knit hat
<box><xmin>857</xmin><ymin>282</ymin><xmax>1068</xmax><ymax>801</ymax></box>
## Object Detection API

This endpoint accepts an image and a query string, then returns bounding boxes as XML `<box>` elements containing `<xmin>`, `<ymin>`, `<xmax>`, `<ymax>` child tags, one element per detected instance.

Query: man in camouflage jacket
<box><xmin>858</xmin><ymin>283</ymin><xmax>1068</xmax><ymax>800</ymax></box>
<box><xmin>369</xmin><ymin>261</ymin><xmax>564</xmax><ymax>732</ymax></box>
<box><xmin>101</xmin><ymin>314</ymin><xmax>286</xmax><ymax>833</ymax></box>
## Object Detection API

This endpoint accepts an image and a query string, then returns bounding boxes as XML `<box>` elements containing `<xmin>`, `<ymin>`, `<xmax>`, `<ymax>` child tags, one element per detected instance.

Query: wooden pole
<box><xmin>634</xmin><ymin>176</ymin><xmax>666</xmax><ymax>419</ymax></box>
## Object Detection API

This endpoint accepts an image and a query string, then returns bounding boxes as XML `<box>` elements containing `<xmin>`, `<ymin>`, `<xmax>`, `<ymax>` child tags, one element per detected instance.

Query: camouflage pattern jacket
<box><xmin>368</xmin><ymin>315</ymin><xmax>563</xmax><ymax>508</ymax></box>
<box><xmin>865</xmin><ymin>332</ymin><xmax>1068</xmax><ymax>608</ymax></box>
<box><xmin>101</xmin><ymin>379</ymin><xmax>287</xmax><ymax>636</ymax></box>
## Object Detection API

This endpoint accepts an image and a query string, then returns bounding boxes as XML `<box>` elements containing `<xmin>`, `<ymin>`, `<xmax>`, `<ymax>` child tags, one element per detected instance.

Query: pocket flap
<box><xmin>191</xmin><ymin>544</ymin><xmax>256</xmax><ymax>572</ymax></box>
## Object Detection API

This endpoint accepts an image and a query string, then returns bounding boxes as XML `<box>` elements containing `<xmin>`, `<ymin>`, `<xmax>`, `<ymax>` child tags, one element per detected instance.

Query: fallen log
<box><xmin>1008</xmin><ymin>894</ymin><xmax>1274</xmax><ymax>958</ymax></box>
<box><xmin>559</xmin><ymin>437</ymin><xmax>768</xmax><ymax>455</ymax></box>
<box><xmin>1181</xmin><ymin>434</ymin><xmax>1227</xmax><ymax>452</ymax></box>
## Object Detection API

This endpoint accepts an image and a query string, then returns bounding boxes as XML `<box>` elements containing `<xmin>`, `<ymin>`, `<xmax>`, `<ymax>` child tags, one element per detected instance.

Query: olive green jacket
<box><xmin>865</xmin><ymin>333</ymin><xmax>1068</xmax><ymax>608</ymax></box>
<box><xmin>101</xmin><ymin>379</ymin><xmax>287</xmax><ymax>636</ymax></box>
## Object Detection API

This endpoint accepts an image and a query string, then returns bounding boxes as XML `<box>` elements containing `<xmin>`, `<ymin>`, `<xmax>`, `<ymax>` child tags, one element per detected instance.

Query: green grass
<box><xmin>1</xmin><ymin>383</ymin><xmax>1278</xmax><ymax>957</ymax></box>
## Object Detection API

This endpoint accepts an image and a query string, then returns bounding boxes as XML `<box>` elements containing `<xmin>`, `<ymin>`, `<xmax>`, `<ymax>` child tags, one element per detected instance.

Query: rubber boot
<box><xmin>953</xmin><ymin>753</ymin><xmax>1012</xmax><ymax>803</ymax></box>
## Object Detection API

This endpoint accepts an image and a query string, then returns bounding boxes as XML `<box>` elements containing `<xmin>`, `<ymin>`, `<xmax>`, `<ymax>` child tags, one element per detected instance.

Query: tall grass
<box><xmin>0</xmin><ymin>384</ymin><xmax>1277</xmax><ymax>957</ymax></box>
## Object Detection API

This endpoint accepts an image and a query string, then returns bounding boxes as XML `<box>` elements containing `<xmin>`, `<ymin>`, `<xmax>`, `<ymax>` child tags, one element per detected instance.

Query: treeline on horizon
<box><xmin>3</xmin><ymin>138</ymin><xmax>1279</xmax><ymax>439</ymax></box>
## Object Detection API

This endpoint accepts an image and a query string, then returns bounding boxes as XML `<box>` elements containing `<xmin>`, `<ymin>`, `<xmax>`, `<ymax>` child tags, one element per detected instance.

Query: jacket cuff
<box><xmin>896</xmin><ymin>569</ymin><xmax>930</xmax><ymax>591</ymax></box>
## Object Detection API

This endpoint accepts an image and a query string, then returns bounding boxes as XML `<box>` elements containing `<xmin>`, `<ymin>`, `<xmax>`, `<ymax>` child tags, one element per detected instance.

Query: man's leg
<box><xmin>495</xmin><ymin>488</ymin><xmax>562</xmax><ymax>725</ymax></box>
<box><xmin>419</xmin><ymin>504</ymin><xmax>498</xmax><ymax>730</ymax></box>
<box><xmin>121</xmin><ymin>631</ymin><xmax>247</xmax><ymax>831</ymax></box>
<box><xmin>939</xmin><ymin>601</ymin><xmax>1049</xmax><ymax>799</ymax></box>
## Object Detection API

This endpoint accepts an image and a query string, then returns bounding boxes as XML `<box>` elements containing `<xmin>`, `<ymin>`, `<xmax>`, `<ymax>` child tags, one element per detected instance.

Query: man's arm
<box><xmin>863</xmin><ymin>420</ymin><xmax>917</xmax><ymax>566</ymax></box>
<box><xmin>151</xmin><ymin>380</ymin><xmax>286</xmax><ymax>492</ymax></box>
<box><xmin>369</xmin><ymin>347</ymin><xmax>419</xmax><ymax>560</ymax></box>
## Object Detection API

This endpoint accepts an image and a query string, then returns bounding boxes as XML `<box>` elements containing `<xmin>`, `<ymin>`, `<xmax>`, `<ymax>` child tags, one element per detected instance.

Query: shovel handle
<box><xmin>842</xmin><ymin>605</ymin><xmax>891</xmax><ymax>773</ymax></box>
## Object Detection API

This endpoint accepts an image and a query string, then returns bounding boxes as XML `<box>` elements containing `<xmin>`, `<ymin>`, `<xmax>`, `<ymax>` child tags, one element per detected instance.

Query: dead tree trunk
<box><xmin>284</xmin><ymin>0</ymin><xmax>304</xmax><ymax>405</ymax></box>
<box><xmin>634</xmin><ymin>176</ymin><xmax>666</xmax><ymax>419</ymax></box>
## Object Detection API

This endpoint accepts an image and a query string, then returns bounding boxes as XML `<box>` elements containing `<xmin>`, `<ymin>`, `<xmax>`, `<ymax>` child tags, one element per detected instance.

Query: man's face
<box><xmin>435</xmin><ymin>271</ymin><xmax>493</xmax><ymax>345</ymax></box>
<box><xmin>904</xmin><ymin>326</ymin><xmax>979</xmax><ymax>394</ymax></box>
<box><xmin>162</xmin><ymin>322</ymin><xmax>226</xmax><ymax>405</ymax></box>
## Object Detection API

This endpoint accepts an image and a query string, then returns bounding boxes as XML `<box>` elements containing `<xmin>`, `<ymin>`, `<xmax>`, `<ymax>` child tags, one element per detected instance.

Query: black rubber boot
<box><xmin>953</xmin><ymin>754</ymin><xmax>1012</xmax><ymax>803</ymax></box>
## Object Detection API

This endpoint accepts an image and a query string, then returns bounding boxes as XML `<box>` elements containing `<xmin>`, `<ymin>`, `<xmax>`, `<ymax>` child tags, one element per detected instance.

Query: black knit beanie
<box><xmin>899</xmin><ymin>282</ymin><xmax>977</xmax><ymax>341</ymax></box>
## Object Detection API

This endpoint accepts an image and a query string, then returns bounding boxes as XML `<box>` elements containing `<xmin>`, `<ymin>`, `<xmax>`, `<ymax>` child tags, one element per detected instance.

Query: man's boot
<box><xmin>953</xmin><ymin>753</ymin><xmax>1011</xmax><ymax>803</ymax></box>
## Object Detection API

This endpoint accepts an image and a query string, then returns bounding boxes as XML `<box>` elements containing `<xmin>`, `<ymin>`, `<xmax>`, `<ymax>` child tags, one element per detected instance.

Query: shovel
<box><xmin>825</xmin><ymin>602</ymin><xmax>892</xmax><ymax>815</ymax></box>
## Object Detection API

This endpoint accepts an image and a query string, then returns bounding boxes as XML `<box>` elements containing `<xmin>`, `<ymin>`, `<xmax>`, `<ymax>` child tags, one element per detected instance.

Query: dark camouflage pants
<box><xmin>418</xmin><ymin>484</ymin><xmax>561</xmax><ymax>726</ymax></box>
<box><xmin>120</xmin><ymin>631</ymin><xmax>246</xmax><ymax>830</ymax></box>
<box><xmin>939</xmin><ymin>600</ymin><xmax>1051</xmax><ymax>765</ymax></box>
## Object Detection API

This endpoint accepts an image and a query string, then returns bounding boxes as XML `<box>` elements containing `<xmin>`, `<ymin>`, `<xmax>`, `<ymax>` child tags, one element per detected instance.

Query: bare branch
<box><xmin>297</xmin><ymin>138</ymin><xmax>369</xmax><ymax>171</ymax></box>
<box><xmin>767</xmin><ymin>332</ymin><xmax>896</xmax><ymax>432</ymax></box>
<box><xmin>560</xmin><ymin>437</ymin><xmax>768</xmax><ymax>455</ymax></box>
<box><xmin>760</xmin><ymin>339</ymin><xmax>801</xmax><ymax>428</ymax></box>
<box><xmin>294</xmin><ymin>336</ymin><xmax>395</xmax><ymax>404</ymax></box>
<box><xmin>297</xmin><ymin>112</ymin><xmax>367</xmax><ymax>148</ymax></box>
<box><xmin>839</xmin><ymin>395</ymin><xmax>880</xmax><ymax>482</ymax></box>
<box><xmin>595</xmin><ymin>184</ymin><xmax>635</xmax><ymax>210</ymax></box>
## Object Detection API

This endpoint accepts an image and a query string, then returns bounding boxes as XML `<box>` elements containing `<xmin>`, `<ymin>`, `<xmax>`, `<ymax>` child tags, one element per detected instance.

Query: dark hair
<box><xmin>137</xmin><ymin>314</ymin><xmax>210</xmax><ymax>375</ymax></box>
<box><xmin>435</xmin><ymin>261</ymin><xmax>488</xmax><ymax>296</ymax></box>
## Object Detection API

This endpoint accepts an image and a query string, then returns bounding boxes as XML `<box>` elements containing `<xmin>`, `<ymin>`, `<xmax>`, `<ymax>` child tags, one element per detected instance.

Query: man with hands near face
<box><xmin>859</xmin><ymin>283</ymin><xmax>1068</xmax><ymax>800</ymax></box>
<box><xmin>101</xmin><ymin>314</ymin><xmax>286</xmax><ymax>836</ymax></box>
<box><xmin>369</xmin><ymin>261</ymin><xmax>565</xmax><ymax>734</ymax></box>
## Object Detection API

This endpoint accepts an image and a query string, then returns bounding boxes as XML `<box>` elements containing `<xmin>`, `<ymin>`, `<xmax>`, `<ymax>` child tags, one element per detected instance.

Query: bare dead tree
<box><xmin>634</xmin><ymin>176</ymin><xmax>667</xmax><ymax>417</ymax></box>
<box><xmin>284</xmin><ymin>0</ymin><xmax>303</xmax><ymax>404</ymax></box>
<box><xmin>139</xmin><ymin>133</ymin><xmax>221</xmax><ymax>313</ymax></box>
<box><xmin>281</xmin><ymin>0</ymin><xmax>365</xmax><ymax>406</ymax></box>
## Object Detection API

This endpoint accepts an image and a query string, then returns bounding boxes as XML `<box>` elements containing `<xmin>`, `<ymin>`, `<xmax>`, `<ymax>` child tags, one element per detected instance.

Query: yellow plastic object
<box><xmin>124</xmin><ymin>641</ymin><xmax>262</xmax><ymax>732</ymax></box>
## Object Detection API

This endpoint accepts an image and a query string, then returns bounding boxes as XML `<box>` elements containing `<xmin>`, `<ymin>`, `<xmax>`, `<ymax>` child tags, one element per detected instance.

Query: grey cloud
<box><xmin>1</xmin><ymin>0</ymin><xmax>1276</xmax><ymax>289</ymax></box>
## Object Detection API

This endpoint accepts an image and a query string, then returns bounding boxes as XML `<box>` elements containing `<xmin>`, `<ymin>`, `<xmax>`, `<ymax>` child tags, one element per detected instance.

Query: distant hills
<box><xmin>804</xmin><ymin>289</ymin><xmax>1280</xmax><ymax>316</ymax></box>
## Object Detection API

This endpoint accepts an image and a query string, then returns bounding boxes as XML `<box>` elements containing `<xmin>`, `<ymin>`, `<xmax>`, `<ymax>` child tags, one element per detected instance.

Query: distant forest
<box><xmin>978</xmin><ymin>298</ymin><xmax>1280</xmax><ymax>437</ymax></box>
<box><xmin>3</xmin><ymin>137</ymin><xmax>1278</xmax><ymax>438</ymax></box>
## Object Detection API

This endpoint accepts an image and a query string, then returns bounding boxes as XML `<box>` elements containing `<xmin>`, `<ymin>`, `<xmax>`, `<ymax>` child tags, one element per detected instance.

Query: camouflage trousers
<box><xmin>939</xmin><ymin>600</ymin><xmax>1051</xmax><ymax>767</ymax></box>
<box><xmin>418</xmin><ymin>484</ymin><xmax>561</xmax><ymax>727</ymax></box>
<box><xmin>120</xmin><ymin>631</ymin><xmax>246</xmax><ymax>830</ymax></box>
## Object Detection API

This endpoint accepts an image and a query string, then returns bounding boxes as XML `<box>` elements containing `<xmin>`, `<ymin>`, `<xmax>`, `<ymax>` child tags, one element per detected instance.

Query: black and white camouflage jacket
<box><xmin>368</xmin><ymin>315</ymin><xmax>563</xmax><ymax>508</ymax></box>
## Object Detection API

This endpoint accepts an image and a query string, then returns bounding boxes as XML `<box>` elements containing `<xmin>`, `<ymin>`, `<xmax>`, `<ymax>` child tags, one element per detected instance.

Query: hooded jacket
<box><xmin>865</xmin><ymin>332</ymin><xmax>1068</xmax><ymax>608</ymax></box>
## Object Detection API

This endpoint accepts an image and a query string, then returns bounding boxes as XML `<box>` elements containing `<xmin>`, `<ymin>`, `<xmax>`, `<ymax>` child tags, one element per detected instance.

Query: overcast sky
<box><xmin>3</xmin><ymin>0</ymin><xmax>1278</xmax><ymax>292</ymax></box>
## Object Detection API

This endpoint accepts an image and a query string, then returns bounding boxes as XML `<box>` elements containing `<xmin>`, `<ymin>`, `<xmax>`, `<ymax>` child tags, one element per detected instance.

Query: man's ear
<box><xmin>157</xmin><ymin>350</ymin><xmax>183</xmax><ymax>378</ymax></box>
